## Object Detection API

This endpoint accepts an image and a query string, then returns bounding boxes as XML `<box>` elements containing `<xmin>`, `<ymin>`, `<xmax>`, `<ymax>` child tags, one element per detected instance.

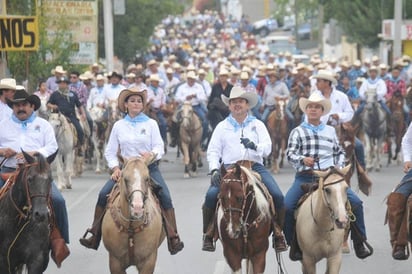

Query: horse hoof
<box><xmin>342</xmin><ymin>242</ymin><xmax>350</xmax><ymax>254</ymax></box>
<box><xmin>183</xmin><ymin>173</ymin><xmax>190</xmax><ymax>179</ymax></box>
<box><xmin>95</xmin><ymin>169</ymin><xmax>101</xmax><ymax>174</ymax></box>
<box><xmin>66</xmin><ymin>184</ymin><xmax>72</xmax><ymax>189</ymax></box>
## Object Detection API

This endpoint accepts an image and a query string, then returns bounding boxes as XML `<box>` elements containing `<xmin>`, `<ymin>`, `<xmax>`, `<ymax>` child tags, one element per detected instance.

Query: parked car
<box><xmin>251</xmin><ymin>17</ymin><xmax>278</xmax><ymax>37</ymax></box>
<box><xmin>297</xmin><ymin>23</ymin><xmax>312</xmax><ymax>40</ymax></box>
<box><xmin>261</xmin><ymin>35</ymin><xmax>301</xmax><ymax>55</ymax></box>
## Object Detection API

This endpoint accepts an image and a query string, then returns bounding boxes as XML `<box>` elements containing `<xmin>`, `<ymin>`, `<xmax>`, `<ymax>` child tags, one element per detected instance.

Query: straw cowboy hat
<box><xmin>51</xmin><ymin>65</ymin><xmax>66</xmax><ymax>75</ymax></box>
<box><xmin>310</xmin><ymin>69</ymin><xmax>337</xmax><ymax>86</ymax></box>
<box><xmin>186</xmin><ymin>71</ymin><xmax>197</xmax><ymax>79</ymax></box>
<box><xmin>0</xmin><ymin>78</ymin><xmax>17</xmax><ymax>90</ymax></box>
<box><xmin>149</xmin><ymin>74</ymin><xmax>160</xmax><ymax>82</ymax></box>
<box><xmin>126</xmin><ymin>73</ymin><xmax>136</xmax><ymax>79</ymax></box>
<box><xmin>240</xmin><ymin>71</ymin><xmax>249</xmax><ymax>80</ymax></box>
<box><xmin>299</xmin><ymin>93</ymin><xmax>331</xmax><ymax>115</ymax></box>
<box><xmin>95</xmin><ymin>74</ymin><xmax>105</xmax><ymax>81</ymax></box>
<box><xmin>221</xmin><ymin>86</ymin><xmax>258</xmax><ymax>108</ymax></box>
<box><xmin>117</xmin><ymin>87</ymin><xmax>147</xmax><ymax>113</ymax></box>
<box><xmin>7</xmin><ymin>89</ymin><xmax>41</xmax><ymax>111</ymax></box>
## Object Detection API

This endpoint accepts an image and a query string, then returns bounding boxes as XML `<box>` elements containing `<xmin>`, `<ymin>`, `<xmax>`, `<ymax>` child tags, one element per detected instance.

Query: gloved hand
<box><xmin>240</xmin><ymin>137</ymin><xmax>257</xmax><ymax>151</ymax></box>
<box><xmin>210</xmin><ymin>169</ymin><xmax>221</xmax><ymax>187</ymax></box>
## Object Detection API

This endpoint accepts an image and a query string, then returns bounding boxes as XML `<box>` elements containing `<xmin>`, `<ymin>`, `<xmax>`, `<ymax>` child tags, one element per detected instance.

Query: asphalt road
<box><xmin>44</xmin><ymin>148</ymin><xmax>411</xmax><ymax>274</ymax></box>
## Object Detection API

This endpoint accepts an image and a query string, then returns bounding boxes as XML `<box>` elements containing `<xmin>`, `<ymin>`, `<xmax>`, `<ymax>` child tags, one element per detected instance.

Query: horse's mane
<box><xmin>239</xmin><ymin>166</ymin><xmax>270</xmax><ymax>217</ymax></box>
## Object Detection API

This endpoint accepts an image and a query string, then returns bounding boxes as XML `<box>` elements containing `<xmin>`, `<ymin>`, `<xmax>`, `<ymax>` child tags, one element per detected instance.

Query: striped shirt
<box><xmin>287</xmin><ymin>122</ymin><xmax>345</xmax><ymax>172</ymax></box>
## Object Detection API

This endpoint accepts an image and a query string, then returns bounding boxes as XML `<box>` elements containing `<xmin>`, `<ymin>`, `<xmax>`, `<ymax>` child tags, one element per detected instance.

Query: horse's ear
<box><xmin>234</xmin><ymin>164</ymin><xmax>241</xmax><ymax>177</ymax></box>
<box><xmin>22</xmin><ymin>150</ymin><xmax>35</xmax><ymax>164</ymax></box>
<box><xmin>340</xmin><ymin>164</ymin><xmax>352</xmax><ymax>175</ymax></box>
<box><xmin>220</xmin><ymin>164</ymin><xmax>227</xmax><ymax>177</ymax></box>
<box><xmin>313</xmin><ymin>169</ymin><xmax>329</xmax><ymax>179</ymax></box>
<box><xmin>47</xmin><ymin>150</ymin><xmax>58</xmax><ymax>164</ymax></box>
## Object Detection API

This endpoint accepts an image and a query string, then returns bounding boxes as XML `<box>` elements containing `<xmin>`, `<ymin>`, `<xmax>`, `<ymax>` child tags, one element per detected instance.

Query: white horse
<box><xmin>49</xmin><ymin>112</ymin><xmax>75</xmax><ymax>190</ymax></box>
<box><xmin>361</xmin><ymin>89</ymin><xmax>386</xmax><ymax>172</ymax></box>
<box><xmin>89</xmin><ymin>106</ymin><xmax>107</xmax><ymax>173</ymax></box>
<box><xmin>296</xmin><ymin>166</ymin><xmax>351</xmax><ymax>274</ymax></box>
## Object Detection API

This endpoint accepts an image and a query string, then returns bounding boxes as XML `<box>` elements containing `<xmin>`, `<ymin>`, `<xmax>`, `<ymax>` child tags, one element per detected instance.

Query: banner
<box><xmin>42</xmin><ymin>0</ymin><xmax>98</xmax><ymax>64</ymax></box>
<box><xmin>0</xmin><ymin>16</ymin><xmax>39</xmax><ymax>51</ymax></box>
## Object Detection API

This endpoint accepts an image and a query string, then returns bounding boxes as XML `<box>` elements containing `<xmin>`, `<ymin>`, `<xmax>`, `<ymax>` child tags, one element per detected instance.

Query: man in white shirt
<box><xmin>102</xmin><ymin>71</ymin><xmax>126</xmax><ymax>104</ymax></box>
<box><xmin>86</xmin><ymin>74</ymin><xmax>106</xmax><ymax>111</ymax></box>
<box><xmin>147</xmin><ymin>74</ymin><xmax>168</xmax><ymax>143</ymax></box>
<box><xmin>202</xmin><ymin>86</ymin><xmax>287</xmax><ymax>253</ymax></box>
<box><xmin>0</xmin><ymin>89</ymin><xmax>69</xmax><ymax>261</ymax></box>
<box><xmin>0</xmin><ymin>78</ymin><xmax>17</xmax><ymax>121</ymax></box>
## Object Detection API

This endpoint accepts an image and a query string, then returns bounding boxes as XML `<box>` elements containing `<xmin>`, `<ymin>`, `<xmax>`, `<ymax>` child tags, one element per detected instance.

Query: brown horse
<box><xmin>288</xmin><ymin>87</ymin><xmax>310</xmax><ymax>130</ymax></box>
<box><xmin>102</xmin><ymin>156</ymin><xmax>165</xmax><ymax>274</ymax></box>
<box><xmin>387</xmin><ymin>91</ymin><xmax>406</xmax><ymax>164</ymax></box>
<box><xmin>217</xmin><ymin>163</ymin><xmax>272</xmax><ymax>274</ymax></box>
<box><xmin>179</xmin><ymin>102</ymin><xmax>203</xmax><ymax>178</ymax></box>
<box><xmin>266</xmin><ymin>98</ymin><xmax>289</xmax><ymax>174</ymax></box>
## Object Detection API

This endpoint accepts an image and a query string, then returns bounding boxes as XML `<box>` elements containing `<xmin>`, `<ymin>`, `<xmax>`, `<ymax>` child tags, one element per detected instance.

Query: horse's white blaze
<box><xmin>226</xmin><ymin>189</ymin><xmax>237</xmax><ymax>238</ymax></box>
<box><xmin>333</xmin><ymin>183</ymin><xmax>348</xmax><ymax>225</ymax></box>
<box><xmin>130</xmin><ymin>169</ymin><xmax>144</xmax><ymax>218</ymax></box>
<box><xmin>240</xmin><ymin>167</ymin><xmax>270</xmax><ymax>218</ymax></box>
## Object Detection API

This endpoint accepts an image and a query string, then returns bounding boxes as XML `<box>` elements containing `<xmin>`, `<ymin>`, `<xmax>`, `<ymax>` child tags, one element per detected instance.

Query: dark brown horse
<box><xmin>387</xmin><ymin>91</ymin><xmax>406</xmax><ymax>163</ymax></box>
<box><xmin>266</xmin><ymin>98</ymin><xmax>289</xmax><ymax>174</ymax></box>
<box><xmin>0</xmin><ymin>151</ymin><xmax>57</xmax><ymax>274</ymax></box>
<box><xmin>217</xmin><ymin>163</ymin><xmax>272</xmax><ymax>274</ymax></box>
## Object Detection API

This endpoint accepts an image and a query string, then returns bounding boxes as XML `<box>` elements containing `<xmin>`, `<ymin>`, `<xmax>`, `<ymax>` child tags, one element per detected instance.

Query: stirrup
<box><xmin>79</xmin><ymin>229</ymin><xmax>98</xmax><ymax>249</ymax></box>
<box><xmin>202</xmin><ymin>235</ymin><xmax>215</xmax><ymax>252</ymax></box>
<box><xmin>169</xmin><ymin>236</ymin><xmax>184</xmax><ymax>255</ymax></box>
<box><xmin>273</xmin><ymin>234</ymin><xmax>288</xmax><ymax>253</ymax></box>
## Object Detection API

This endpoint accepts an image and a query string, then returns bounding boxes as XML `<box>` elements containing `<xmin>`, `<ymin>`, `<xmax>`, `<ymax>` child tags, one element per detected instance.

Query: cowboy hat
<box><xmin>0</xmin><ymin>78</ymin><xmax>17</xmax><ymax>90</ymax></box>
<box><xmin>240</xmin><ymin>71</ymin><xmax>249</xmax><ymax>80</ymax></box>
<box><xmin>7</xmin><ymin>89</ymin><xmax>41</xmax><ymax>111</ymax></box>
<box><xmin>55</xmin><ymin>76</ymin><xmax>70</xmax><ymax>84</ymax></box>
<box><xmin>117</xmin><ymin>87</ymin><xmax>147</xmax><ymax>113</ymax></box>
<box><xmin>310</xmin><ymin>69</ymin><xmax>337</xmax><ymax>85</ymax></box>
<box><xmin>221</xmin><ymin>86</ymin><xmax>258</xmax><ymax>108</ymax></box>
<box><xmin>299</xmin><ymin>93</ymin><xmax>331</xmax><ymax>115</ymax></box>
<box><xmin>126</xmin><ymin>73</ymin><xmax>136</xmax><ymax>79</ymax></box>
<box><xmin>52</xmin><ymin>65</ymin><xmax>66</xmax><ymax>75</ymax></box>
<box><xmin>107</xmin><ymin>71</ymin><xmax>123</xmax><ymax>79</ymax></box>
<box><xmin>149</xmin><ymin>74</ymin><xmax>160</xmax><ymax>82</ymax></box>
<box><xmin>186</xmin><ymin>71</ymin><xmax>197</xmax><ymax>79</ymax></box>
<box><xmin>95</xmin><ymin>74</ymin><xmax>105</xmax><ymax>81</ymax></box>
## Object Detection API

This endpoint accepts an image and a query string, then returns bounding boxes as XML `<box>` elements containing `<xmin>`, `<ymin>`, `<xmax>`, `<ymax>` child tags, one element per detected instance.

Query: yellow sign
<box><xmin>0</xmin><ymin>16</ymin><xmax>38</xmax><ymax>51</ymax></box>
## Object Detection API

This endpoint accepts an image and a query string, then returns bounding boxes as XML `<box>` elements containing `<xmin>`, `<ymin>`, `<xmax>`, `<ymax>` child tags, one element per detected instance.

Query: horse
<box><xmin>288</xmin><ymin>87</ymin><xmax>310</xmax><ymax>131</ymax></box>
<box><xmin>178</xmin><ymin>102</ymin><xmax>203</xmax><ymax>178</ymax></box>
<box><xmin>295</xmin><ymin>166</ymin><xmax>351</xmax><ymax>274</ymax></box>
<box><xmin>387</xmin><ymin>91</ymin><xmax>406</xmax><ymax>164</ymax></box>
<box><xmin>102</xmin><ymin>156</ymin><xmax>165</xmax><ymax>274</ymax></box>
<box><xmin>217</xmin><ymin>163</ymin><xmax>272</xmax><ymax>274</ymax></box>
<box><xmin>361</xmin><ymin>89</ymin><xmax>386</xmax><ymax>172</ymax></box>
<box><xmin>0</xmin><ymin>151</ymin><xmax>56</xmax><ymax>274</ymax></box>
<box><xmin>74</xmin><ymin>112</ymin><xmax>91</xmax><ymax>177</ymax></box>
<box><xmin>89</xmin><ymin>106</ymin><xmax>108</xmax><ymax>173</ymax></box>
<box><xmin>266</xmin><ymin>98</ymin><xmax>289</xmax><ymax>174</ymax></box>
<box><xmin>37</xmin><ymin>97</ymin><xmax>50</xmax><ymax>121</ymax></box>
<box><xmin>105</xmin><ymin>99</ymin><xmax>122</xmax><ymax>142</ymax></box>
<box><xmin>49</xmin><ymin>112</ymin><xmax>75</xmax><ymax>190</ymax></box>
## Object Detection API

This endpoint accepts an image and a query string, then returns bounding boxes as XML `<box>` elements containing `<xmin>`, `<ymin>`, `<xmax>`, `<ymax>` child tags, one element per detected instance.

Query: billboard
<box><xmin>0</xmin><ymin>16</ymin><xmax>39</xmax><ymax>51</ymax></box>
<box><xmin>42</xmin><ymin>0</ymin><xmax>98</xmax><ymax>64</ymax></box>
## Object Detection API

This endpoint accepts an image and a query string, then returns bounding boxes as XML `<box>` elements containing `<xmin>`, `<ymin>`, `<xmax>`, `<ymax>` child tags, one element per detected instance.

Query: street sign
<box><xmin>0</xmin><ymin>16</ymin><xmax>39</xmax><ymax>51</ymax></box>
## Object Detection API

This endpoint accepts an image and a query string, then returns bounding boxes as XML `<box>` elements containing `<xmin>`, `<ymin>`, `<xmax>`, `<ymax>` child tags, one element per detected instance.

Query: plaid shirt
<box><xmin>287</xmin><ymin>123</ymin><xmax>345</xmax><ymax>172</ymax></box>
<box><xmin>385</xmin><ymin>77</ymin><xmax>406</xmax><ymax>99</ymax></box>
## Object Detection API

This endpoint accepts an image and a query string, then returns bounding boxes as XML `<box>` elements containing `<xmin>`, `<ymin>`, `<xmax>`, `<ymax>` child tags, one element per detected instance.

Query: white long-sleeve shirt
<box><xmin>104</xmin><ymin>117</ymin><xmax>164</xmax><ymax>169</ymax></box>
<box><xmin>207</xmin><ymin>115</ymin><xmax>272</xmax><ymax>171</ymax></box>
<box><xmin>359</xmin><ymin>77</ymin><xmax>387</xmax><ymax>102</ymax></box>
<box><xmin>312</xmin><ymin>89</ymin><xmax>354</xmax><ymax>124</ymax></box>
<box><xmin>103</xmin><ymin>83</ymin><xmax>126</xmax><ymax>104</ymax></box>
<box><xmin>87</xmin><ymin>85</ymin><xmax>106</xmax><ymax>110</ymax></box>
<box><xmin>402</xmin><ymin>123</ymin><xmax>412</xmax><ymax>162</ymax></box>
<box><xmin>147</xmin><ymin>86</ymin><xmax>166</xmax><ymax>109</ymax></box>
<box><xmin>175</xmin><ymin>82</ymin><xmax>207</xmax><ymax>106</ymax></box>
<box><xmin>0</xmin><ymin>114</ymin><xmax>58</xmax><ymax>168</ymax></box>
<box><xmin>0</xmin><ymin>101</ymin><xmax>12</xmax><ymax>122</ymax></box>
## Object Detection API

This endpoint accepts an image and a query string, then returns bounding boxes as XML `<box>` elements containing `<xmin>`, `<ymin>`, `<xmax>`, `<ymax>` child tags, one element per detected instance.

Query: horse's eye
<box><xmin>324</xmin><ymin>188</ymin><xmax>331</xmax><ymax>195</ymax></box>
<box><xmin>236</xmin><ymin>197</ymin><xmax>243</xmax><ymax>203</ymax></box>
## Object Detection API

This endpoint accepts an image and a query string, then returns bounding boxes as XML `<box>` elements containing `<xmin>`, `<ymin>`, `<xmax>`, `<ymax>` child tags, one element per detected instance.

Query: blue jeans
<box><xmin>355</xmin><ymin>137</ymin><xmax>366</xmax><ymax>169</ymax></box>
<box><xmin>261</xmin><ymin>105</ymin><xmax>275</xmax><ymax>123</ymax></box>
<box><xmin>97</xmin><ymin>162</ymin><xmax>173</xmax><ymax>209</ymax></box>
<box><xmin>394</xmin><ymin>169</ymin><xmax>412</xmax><ymax>197</ymax></box>
<box><xmin>204</xmin><ymin>162</ymin><xmax>284</xmax><ymax>212</ymax></box>
<box><xmin>0</xmin><ymin>167</ymin><xmax>69</xmax><ymax>243</ymax></box>
<box><xmin>67</xmin><ymin>114</ymin><xmax>84</xmax><ymax>145</ymax></box>
<box><xmin>251</xmin><ymin>96</ymin><xmax>262</xmax><ymax>120</ymax></box>
<box><xmin>193</xmin><ymin>104</ymin><xmax>209</xmax><ymax>142</ymax></box>
<box><xmin>284</xmin><ymin>173</ymin><xmax>367</xmax><ymax>244</ymax></box>
<box><xmin>155</xmin><ymin>110</ymin><xmax>168</xmax><ymax>142</ymax></box>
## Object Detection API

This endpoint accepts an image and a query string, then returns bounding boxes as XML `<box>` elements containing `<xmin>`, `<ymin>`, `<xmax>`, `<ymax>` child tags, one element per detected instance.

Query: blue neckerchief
<box><xmin>301</xmin><ymin>121</ymin><xmax>325</xmax><ymax>133</ymax></box>
<box><xmin>389</xmin><ymin>76</ymin><xmax>400</xmax><ymax>83</ymax></box>
<box><xmin>124</xmin><ymin>113</ymin><xmax>149</xmax><ymax>124</ymax></box>
<box><xmin>97</xmin><ymin>86</ymin><xmax>104</xmax><ymax>93</ymax></box>
<box><xmin>12</xmin><ymin>112</ymin><xmax>36</xmax><ymax>130</ymax></box>
<box><xmin>111</xmin><ymin>84</ymin><xmax>119</xmax><ymax>88</ymax></box>
<box><xmin>226</xmin><ymin>114</ymin><xmax>256</xmax><ymax>132</ymax></box>
<box><xmin>367</xmin><ymin>77</ymin><xmax>379</xmax><ymax>85</ymax></box>
<box><xmin>150</xmin><ymin>85</ymin><xmax>158</xmax><ymax>95</ymax></box>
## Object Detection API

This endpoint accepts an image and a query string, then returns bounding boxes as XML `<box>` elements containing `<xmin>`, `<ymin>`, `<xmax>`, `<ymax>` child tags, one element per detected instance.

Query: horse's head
<box><xmin>108</xmin><ymin>100</ymin><xmax>120</xmax><ymax>121</ymax></box>
<box><xmin>48</xmin><ymin>112</ymin><xmax>65</xmax><ymax>138</ymax></box>
<box><xmin>313</xmin><ymin>165</ymin><xmax>351</xmax><ymax>229</ymax></box>
<box><xmin>15</xmin><ymin>151</ymin><xmax>56</xmax><ymax>223</ymax></box>
<box><xmin>89</xmin><ymin>106</ymin><xmax>105</xmax><ymax>122</ymax></box>
<box><xmin>180</xmin><ymin>101</ymin><xmax>194</xmax><ymax>128</ymax></box>
<box><xmin>119</xmin><ymin>157</ymin><xmax>151</xmax><ymax>220</ymax></box>
<box><xmin>365</xmin><ymin>89</ymin><xmax>378</xmax><ymax>108</ymax></box>
<box><xmin>339</xmin><ymin>123</ymin><xmax>355</xmax><ymax>159</ymax></box>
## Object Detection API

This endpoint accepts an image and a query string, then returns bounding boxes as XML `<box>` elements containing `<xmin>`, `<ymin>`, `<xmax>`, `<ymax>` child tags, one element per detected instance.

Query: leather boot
<box><xmin>79</xmin><ymin>205</ymin><xmax>105</xmax><ymax>250</ymax></box>
<box><xmin>387</xmin><ymin>192</ymin><xmax>409</xmax><ymax>260</ymax></box>
<box><xmin>289</xmin><ymin>229</ymin><xmax>302</xmax><ymax>261</ymax></box>
<box><xmin>202</xmin><ymin>205</ymin><xmax>216</xmax><ymax>252</ymax></box>
<box><xmin>272</xmin><ymin>208</ymin><xmax>287</xmax><ymax>253</ymax></box>
<box><xmin>162</xmin><ymin>208</ymin><xmax>184</xmax><ymax>255</ymax></box>
<box><xmin>169</xmin><ymin>121</ymin><xmax>179</xmax><ymax>148</ymax></box>
<box><xmin>351</xmin><ymin>223</ymin><xmax>372</xmax><ymax>259</ymax></box>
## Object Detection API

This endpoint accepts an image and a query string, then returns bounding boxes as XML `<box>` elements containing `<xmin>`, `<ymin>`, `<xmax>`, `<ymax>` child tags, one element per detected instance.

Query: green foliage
<box><xmin>99</xmin><ymin>0</ymin><xmax>184</xmax><ymax>63</ymax></box>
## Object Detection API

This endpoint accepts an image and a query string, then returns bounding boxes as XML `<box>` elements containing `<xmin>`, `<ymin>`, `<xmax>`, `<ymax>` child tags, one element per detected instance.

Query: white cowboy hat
<box><xmin>0</xmin><ymin>78</ymin><xmax>17</xmax><ymax>90</ymax></box>
<box><xmin>221</xmin><ymin>86</ymin><xmax>258</xmax><ymax>108</ymax></box>
<box><xmin>299</xmin><ymin>93</ymin><xmax>331</xmax><ymax>115</ymax></box>
<box><xmin>240</xmin><ymin>71</ymin><xmax>249</xmax><ymax>80</ymax></box>
<box><xmin>95</xmin><ymin>74</ymin><xmax>105</xmax><ymax>81</ymax></box>
<box><xmin>52</xmin><ymin>65</ymin><xmax>66</xmax><ymax>75</ymax></box>
<box><xmin>310</xmin><ymin>69</ymin><xmax>337</xmax><ymax>86</ymax></box>
<box><xmin>126</xmin><ymin>72</ymin><xmax>136</xmax><ymax>78</ymax></box>
<box><xmin>186</xmin><ymin>71</ymin><xmax>197</xmax><ymax>79</ymax></box>
<box><xmin>149</xmin><ymin>74</ymin><xmax>160</xmax><ymax>82</ymax></box>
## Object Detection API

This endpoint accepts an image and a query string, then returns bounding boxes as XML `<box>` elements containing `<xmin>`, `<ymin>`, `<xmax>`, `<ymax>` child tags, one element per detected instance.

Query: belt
<box><xmin>297</xmin><ymin>170</ymin><xmax>314</xmax><ymax>176</ymax></box>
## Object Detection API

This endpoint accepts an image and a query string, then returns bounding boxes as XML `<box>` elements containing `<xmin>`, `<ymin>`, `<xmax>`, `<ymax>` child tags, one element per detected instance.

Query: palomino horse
<box><xmin>361</xmin><ymin>89</ymin><xmax>386</xmax><ymax>172</ymax></box>
<box><xmin>266</xmin><ymin>98</ymin><xmax>289</xmax><ymax>174</ymax></box>
<box><xmin>89</xmin><ymin>106</ymin><xmax>108</xmax><ymax>173</ymax></box>
<box><xmin>295</xmin><ymin>166</ymin><xmax>351</xmax><ymax>274</ymax></box>
<box><xmin>217</xmin><ymin>163</ymin><xmax>272</xmax><ymax>274</ymax></box>
<box><xmin>102</xmin><ymin>156</ymin><xmax>165</xmax><ymax>274</ymax></box>
<box><xmin>49</xmin><ymin>112</ymin><xmax>75</xmax><ymax>190</ymax></box>
<box><xmin>0</xmin><ymin>151</ymin><xmax>56</xmax><ymax>274</ymax></box>
<box><xmin>179</xmin><ymin>102</ymin><xmax>203</xmax><ymax>178</ymax></box>
<box><xmin>387</xmin><ymin>91</ymin><xmax>406</xmax><ymax>164</ymax></box>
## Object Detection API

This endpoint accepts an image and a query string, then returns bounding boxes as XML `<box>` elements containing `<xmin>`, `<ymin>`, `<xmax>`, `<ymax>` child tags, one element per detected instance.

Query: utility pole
<box><xmin>393</xmin><ymin>0</ymin><xmax>402</xmax><ymax>61</ymax></box>
<box><xmin>263</xmin><ymin>0</ymin><xmax>269</xmax><ymax>18</ymax></box>
<box><xmin>103</xmin><ymin>0</ymin><xmax>114</xmax><ymax>72</ymax></box>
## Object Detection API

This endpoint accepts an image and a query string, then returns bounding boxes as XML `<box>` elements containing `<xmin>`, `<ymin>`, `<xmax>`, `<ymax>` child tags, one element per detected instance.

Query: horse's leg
<box><xmin>136</xmin><ymin>252</ymin><xmax>158</xmax><ymax>274</ymax></box>
<box><xmin>55</xmin><ymin>154</ymin><xmax>65</xmax><ymax>190</ymax></box>
<box><xmin>325</xmin><ymin>253</ymin><xmax>342</xmax><ymax>274</ymax></box>
<box><xmin>375</xmin><ymin>138</ymin><xmax>382</xmax><ymax>171</ymax></box>
<box><xmin>181</xmin><ymin>143</ymin><xmax>190</xmax><ymax>178</ymax></box>
<box><xmin>364</xmin><ymin>135</ymin><xmax>373</xmax><ymax>172</ymax></box>
<box><xmin>108</xmin><ymin>255</ymin><xmax>127</xmax><ymax>274</ymax></box>
<box><xmin>251</xmin><ymin>252</ymin><xmax>266</xmax><ymax>274</ymax></box>
<box><xmin>271</xmin><ymin>143</ymin><xmax>279</xmax><ymax>174</ymax></box>
<box><xmin>65</xmin><ymin>150</ymin><xmax>74</xmax><ymax>189</ymax></box>
<box><xmin>224</xmin><ymin>248</ymin><xmax>242</xmax><ymax>274</ymax></box>
<box><xmin>301</xmin><ymin>255</ymin><xmax>316</xmax><ymax>274</ymax></box>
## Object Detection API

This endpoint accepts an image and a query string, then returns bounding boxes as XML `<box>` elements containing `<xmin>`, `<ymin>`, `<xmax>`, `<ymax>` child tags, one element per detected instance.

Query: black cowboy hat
<box><xmin>107</xmin><ymin>71</ymin><xmax>123</xmax><ymax>80</ymax></box>
<box><xmin>7</xmin><ymin>89</ymin><xmax>41</xmax><ymax>111</ymax></box>
<box><xmin>55</xmin><ymin>76</ymin><xmax>70</xmax><ymax>84</ymax></box>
